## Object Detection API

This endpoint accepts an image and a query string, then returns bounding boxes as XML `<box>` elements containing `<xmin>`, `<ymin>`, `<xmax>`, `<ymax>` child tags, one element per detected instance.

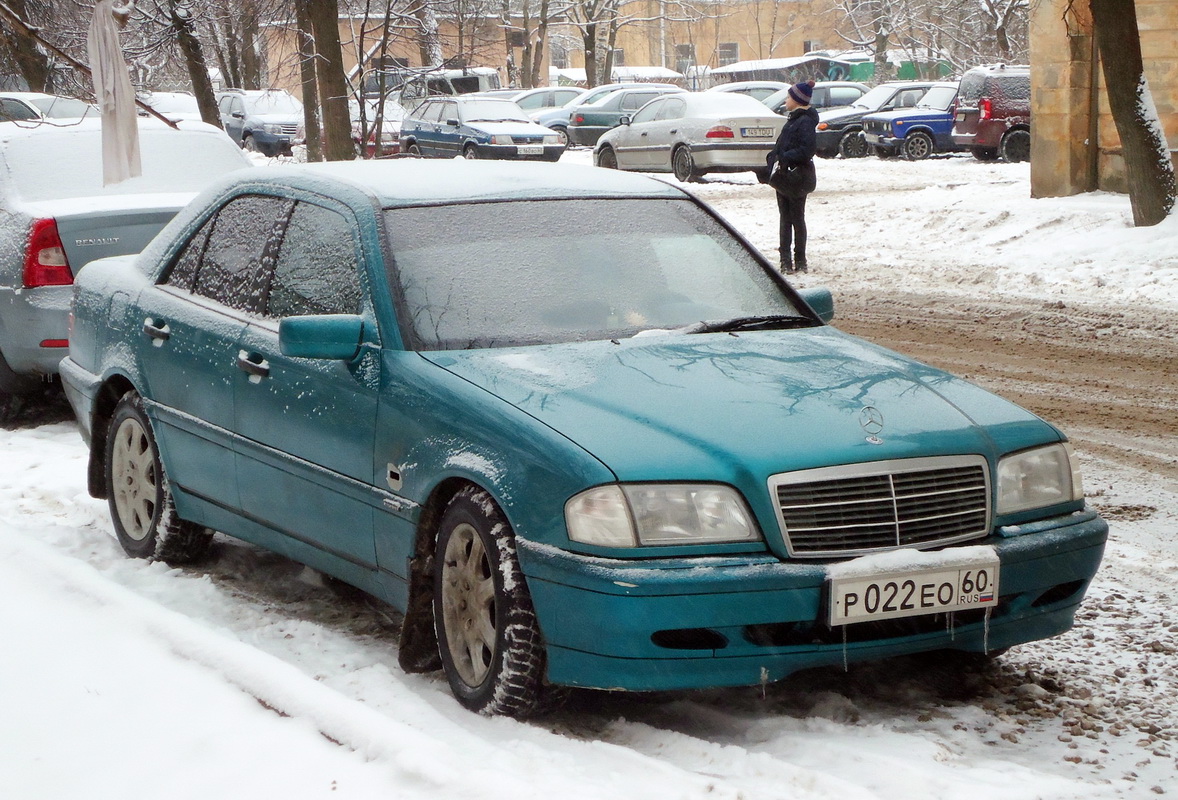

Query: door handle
<box><xmin>669</xmin><ymin>129</ymin><xmax>678</xmax><ymax>134</ymax></box>
<box><xmin>236</xmin><ymin>350</ymin><xmax>270</xmax><ymax>380</ymax></box>
<box><xmin>142</xmin><ymin>318</ymin><xmax>170</xmax><ymax>344</ymax></box>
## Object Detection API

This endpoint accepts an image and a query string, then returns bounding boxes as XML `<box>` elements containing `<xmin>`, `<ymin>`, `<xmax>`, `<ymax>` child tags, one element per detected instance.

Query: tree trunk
<box><xmin>296</xmin><ymin>1</ymin><xmax>323</xmax><ymax>162</ymax></box>
<box><xmin>1089</xmin><ymin>0</ymin><xmax>1176</xmax><ymax>226</ymax></box>
<box><xmin>307</xmin><ymin>0</ymin><xmax>354</xmax><ymax>161</ymax></box>
<box><xmin>583</xmin><ymin>22</ymin><xmax>598</xmax><ymax>87</ymax></box>
<box><xmin>170</xmin><ymin>1</ymin><xmax>221</xmax><ymax>128</ymax></box>
<box><xmin>415</xmin><ymin>1</ymin><xmax>443</xmax><ymax>66</ymax></box>
<box><xmin>241</xmin><ymin>9</ymin><xmax>261</xmax><ymax>89</ymax></box>
<box><xmin>4</xmin><ymin>0</ymin><xmax>54</xmax><ymax>91</ymax></box>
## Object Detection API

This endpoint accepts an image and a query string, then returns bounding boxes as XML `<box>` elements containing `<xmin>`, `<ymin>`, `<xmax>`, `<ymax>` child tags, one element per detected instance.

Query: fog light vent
<box><xmin>651</xmin><ymin>628</ymin><xmax>728</xmax><ymax>651</ymax></box>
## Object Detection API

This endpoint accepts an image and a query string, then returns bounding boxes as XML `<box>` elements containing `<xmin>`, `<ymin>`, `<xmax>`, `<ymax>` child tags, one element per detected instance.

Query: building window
<box><xmin>611</xmin><ymin>48</ymin><xmax>625</xmax><ymax>67</ymax></box>
<box><xmin>802</xmin><ymin>40</ymin><xmax>821</xmax><ymax>54</ymax></box>
<box><xmin>717</xmin><ymin>42</ymin><xmax>739</xmax><ymax>66</ymax></box>
<box><xmin>508</xmin><ymin>30</ymin><xmax>526</xmax><ymax>49</ymax></box>
<box><xmin>675</xmin><ymin>43</ymin><xmax>696</xmax><ymax>75</ymax></box>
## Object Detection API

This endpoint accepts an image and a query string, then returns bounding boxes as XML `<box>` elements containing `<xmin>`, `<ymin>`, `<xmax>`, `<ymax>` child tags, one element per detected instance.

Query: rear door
<box><xmin>134</xmin><ymin>194</ymin><xmax>290</xmax><ymax>512</ymax></box>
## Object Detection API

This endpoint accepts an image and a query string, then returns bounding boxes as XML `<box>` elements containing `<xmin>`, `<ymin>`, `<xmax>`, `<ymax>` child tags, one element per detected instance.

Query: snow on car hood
<box><xmin>423</xmin><ymin>326</ymin><xmax>1059</xmax><ymax>482</ymax></box>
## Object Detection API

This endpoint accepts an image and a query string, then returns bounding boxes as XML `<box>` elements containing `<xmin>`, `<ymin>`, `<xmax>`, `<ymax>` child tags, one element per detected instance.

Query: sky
<box><xmin>2</xmin><ymin>149</ymin><xmax>1176</xmax><ymax>799</ymax></box>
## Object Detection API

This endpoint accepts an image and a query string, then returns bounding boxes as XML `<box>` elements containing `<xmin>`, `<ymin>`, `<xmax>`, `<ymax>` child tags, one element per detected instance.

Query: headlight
<box><xmin>566</xmin><ymin>484</ymin><xmax>760</xmax><ymax>548</ymax></box>
<box><xmin>491</xmin><ymin>134</ymin><xmax>514</xmax><ymax>145</ymax></box>
<box><xmin>997</xmin><ymin>443</ymin><xmax>1083</xmax><ymax>515</ymax></box>
<box><xmin>543</xmin><ymin>134</ymin><xmax>561</xmax><ymax>145</ymax></box>
<box><xmin>262</xmin><ymin>123</ymin><xmax>284</xmax><ymax>135</ymax></box>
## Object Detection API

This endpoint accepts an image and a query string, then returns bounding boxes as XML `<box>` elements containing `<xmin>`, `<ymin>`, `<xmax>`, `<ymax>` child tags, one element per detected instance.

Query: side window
<box><xmin>192</xmin><ymin>195</ymin><xmax>295</xmax><ymax>313</ymax></box>
<box><xmin>809</xmin><ymin>88</ymin><xmax>829</xmax><ymax>107</ymax></box>
<box><xmin>630</xmin><ymin>99</ymin><xmax>663</xmax><ymax>124</ymax></box>
<box><xmin>554</xmin><ymin>89</ymin><xmax>581</xmax><ymax>105</ymax></box>
<box><xmin>414</xmin><ymin>100</ymin><xmax>436</xmax><ymax>122</ymax></box>
<box><xmin>828</xmin><ymin>87</ymin><xmax>863</xmax><ymax>106</ymax></box>
<box><xmin>440</xmin><ymin>101</ymin><xmax>458</xmax><ymax>122</ymax></box>
<box><xmin>621</xmin><ymin>92</ymin><xmax>657</xmax><ymax>111</ymax></box>
<box><xmin>264</xmin><ymin>202</ymin><xmax>362</xmax><ymax>318</ymax></box>
<box><xmin>164</xmin><ymin>218</ymin><xmax>214</xmax><ymax>291</ymax></box>
<box><xmin>0</xmin><ymin>99</ymin><xmax>38</xmax><ymax>121</ymax></box>
<box><xmin>897</xmin><ymin>90</ymin><xmax>923</xmax><ymax>108</ymax></box>
<box><xmin>516</xmin><ymin>93</ymin><xmax>545</xmax><ymax>110</ymax></box>
<box><xmin>658</xmin><ymin>97</ymin><xmax>686</xmax><ymax>120</ymax></box>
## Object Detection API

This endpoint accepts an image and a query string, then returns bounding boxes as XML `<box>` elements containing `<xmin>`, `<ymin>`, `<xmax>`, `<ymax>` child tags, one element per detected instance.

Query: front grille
<box><xmin>863</xmin><ymin>119</ymin><xmax>886</xmax><ymax>135</ymax></box>
<box><xmin>511</xmin><ymin>135</ymin><xmax>544</xmax><ymax>144</ymax></box>
<box><xmin>769</xmin><ymin>456</ymin><xmax>990</xmax><ymax>557</ymax></box>
<box><xmin>277</xmin><ymin>124</ymin><xmax>300</xmax><ymax>136</ymax></box>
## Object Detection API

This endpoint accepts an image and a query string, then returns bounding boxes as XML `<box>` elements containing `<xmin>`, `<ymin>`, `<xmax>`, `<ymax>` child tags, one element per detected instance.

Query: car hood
<box><xmin>465</xmin><ymin>120</ymin><xmax>554</xmax><ymax>136</ymax></box>
<box><xmin>819</xmin><ymin>105</ymin><xmax>872</xmax><ymax>124</ymax></box>
<box><xmin>250</xmin><ymin>113</ymin><xmax>301</xmax><ymax>125</ymax></box>
<box><xmin>422</xmin><ymin>327</ymin><xmax>1058</xmax><ymax>482</ymax></box>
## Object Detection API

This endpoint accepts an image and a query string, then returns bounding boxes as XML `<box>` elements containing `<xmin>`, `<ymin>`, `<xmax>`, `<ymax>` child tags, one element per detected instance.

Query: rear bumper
<box><xmin>568</xmin><ymin>125</ymin><xmax>611</xmax><ymax>147</ymax></box>
<box><xmin>59</xmin><ymin>356</ymin><xmax>100</xmax><ymax>445</ymax></box>
<box><xmin>690</xmin><ymin>142</ymin><xmax>775</xmax><ymax>171</ymax></box>
<box><xmin>519</xmin><ymin>509</ymin><xmax>1107</xmax><ymax>691</ymax></box>
<box><xmin>0</xmin><ymin>285</ymin><xmax>72</xmax><ymax>379</ymax></box>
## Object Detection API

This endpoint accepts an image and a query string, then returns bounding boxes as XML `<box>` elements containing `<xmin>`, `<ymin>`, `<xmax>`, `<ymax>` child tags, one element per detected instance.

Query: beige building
<box><xmin>1030</xmin><ymin>0</ymin><xmax>1178</xmax><ymax>197</ymax></box>
<box><xmin>261</xmin><ymin>1</ymin><xmax>843</xmax><ymax>99</ymax></box>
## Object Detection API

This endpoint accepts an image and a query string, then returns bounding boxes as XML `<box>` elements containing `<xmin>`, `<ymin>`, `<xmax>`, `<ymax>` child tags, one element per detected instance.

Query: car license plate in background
<box><xmin>956</xmin><ymin>111</ymin><xmax>967</xmax><ymax>121</ymax></box>
<box><xmin>828</xmin><ymin>557</ymin><xmax>999</xmax><ymax>626</ymax></box>
<box><xmin>742</xmin><ymin>127</ymin><xmax>774</xmax><ymax>138</ymax></box>
<box><xmin>517</xmin><ymin>145</ymin><xmax>544</xmax><ymax>155</ymax></box>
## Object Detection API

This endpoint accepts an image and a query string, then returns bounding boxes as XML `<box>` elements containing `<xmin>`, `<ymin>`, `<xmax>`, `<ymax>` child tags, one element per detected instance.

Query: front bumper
<box><xmin>474</xmin><ymin>143</ymin><xmax>564</xmax><ymax>162</ymax></box>
<box><xmin>814</xmin><ymin>128</ymin><xmax>847</xmax><ymax>154</ymax></box>
<box><xmin>518</xmin><ymin>508</ymin><xmax>1108</xmax><ymax>691</ymax></box>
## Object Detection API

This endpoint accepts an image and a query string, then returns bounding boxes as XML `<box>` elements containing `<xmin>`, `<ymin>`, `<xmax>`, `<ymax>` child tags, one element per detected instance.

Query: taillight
<box><xmin>979</xmin><ymin>98</ymin><xmax>993</xmax><ymax>121</ymax></box>
<box><xmin>23</xmin><ymin>218</ymin><xmax>73</xmax><ymax>287</ymax></box>
<box><xmin>574</xmin><ymin>114</ymin><xmax>585</xmax><ymax>124</ymax></box>
<box><xmin>705</xmin><ymin>125</ymin><xmax>735</xmax><ymax>139</ymax></box>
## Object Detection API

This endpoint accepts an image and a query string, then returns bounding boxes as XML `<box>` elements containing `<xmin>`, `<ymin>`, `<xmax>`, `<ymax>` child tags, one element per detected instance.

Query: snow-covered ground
<box><xmin>3</xmin><ymin>150</ymin><xmax>1177</xmax><ymax>799</ymax></box>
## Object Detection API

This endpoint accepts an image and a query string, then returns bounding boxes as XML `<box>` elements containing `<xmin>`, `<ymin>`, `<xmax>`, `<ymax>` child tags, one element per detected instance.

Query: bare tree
<box><xmin>1</xmin><ymin>0</ymin><xmax>56</xmax><ymax>91</ymax></box>
<box><xmin>296</xmin><ymin>0</ymin><xmax>324</xmax><ymax>161</ymax></box>
<box><xmin>1088</xmin><ymin>0</ymin><xmax>1175</xmax><ymax>226</ymax></box>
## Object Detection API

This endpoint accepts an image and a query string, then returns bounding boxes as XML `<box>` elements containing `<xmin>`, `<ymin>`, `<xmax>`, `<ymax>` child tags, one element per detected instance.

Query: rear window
<box><xmin>28</xmin><ymin>96</ymin><xmax>95</xmax><ymax>119</ymax></box>
<box><xmin>3</xmin><ymin>127</ymin><xmax>248</xmax><ymax>201</ymax></box>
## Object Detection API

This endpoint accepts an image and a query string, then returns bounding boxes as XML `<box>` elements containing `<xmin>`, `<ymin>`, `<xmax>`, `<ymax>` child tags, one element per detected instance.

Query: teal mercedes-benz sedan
<box><xmin>61</xmin><ymin>160</ymin><xmax>1107</xmax><ymax>716</ymax></box>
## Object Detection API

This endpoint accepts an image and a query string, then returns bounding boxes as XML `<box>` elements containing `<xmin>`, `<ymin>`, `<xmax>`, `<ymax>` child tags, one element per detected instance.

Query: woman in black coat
<box><xmin>765</xmin><ymin>80</ymin><xmax>819</xmax><ymax>273</ymax></box>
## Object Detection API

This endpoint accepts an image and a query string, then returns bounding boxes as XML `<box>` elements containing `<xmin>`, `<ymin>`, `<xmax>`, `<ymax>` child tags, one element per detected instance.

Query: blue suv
<box><xmin>862</xmin><ymin>82</ymin><xmax>962</xmax><ymax>160</ymax></box>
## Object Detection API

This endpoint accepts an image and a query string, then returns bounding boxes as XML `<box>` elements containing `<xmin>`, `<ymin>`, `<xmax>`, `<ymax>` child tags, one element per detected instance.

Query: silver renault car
<box><xmin>0</xmin><ymin>116</ymin><xmax>250</xmax><ymax>419</ymax></box>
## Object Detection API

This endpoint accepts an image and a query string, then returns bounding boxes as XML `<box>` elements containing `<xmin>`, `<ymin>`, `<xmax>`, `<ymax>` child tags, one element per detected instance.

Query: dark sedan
<box><xmin>567</xmin><ymin>86</ymin><xmax>686</xmax><ymax>147</ymax></box>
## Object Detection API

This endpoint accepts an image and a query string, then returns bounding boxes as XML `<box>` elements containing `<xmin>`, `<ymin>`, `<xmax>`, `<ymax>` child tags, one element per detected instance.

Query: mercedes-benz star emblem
<box><xmin>859</xmin><ymin>406</ymin><xmax>884</xmax><ymax>444</ymax></box>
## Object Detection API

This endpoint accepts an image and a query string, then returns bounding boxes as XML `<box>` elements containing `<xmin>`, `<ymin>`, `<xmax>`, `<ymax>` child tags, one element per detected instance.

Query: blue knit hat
<box><xmin>788</xmin><ymin>80</ymin><xmax>815</xmax><ymax>104</ymax></box>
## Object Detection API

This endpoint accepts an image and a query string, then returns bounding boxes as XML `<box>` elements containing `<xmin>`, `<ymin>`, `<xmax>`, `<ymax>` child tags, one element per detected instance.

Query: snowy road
<box><xmin>4</xmin><ymin>153</ymin><xmax>1177</xmax><ymax>799</ymax></box>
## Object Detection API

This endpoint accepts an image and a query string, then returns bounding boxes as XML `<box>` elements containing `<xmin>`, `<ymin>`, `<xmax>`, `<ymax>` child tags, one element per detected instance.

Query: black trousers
<box><xmin>776</xmin><ymin>191</ymin><xmax>808</xmax><ymax>265</ymax></box>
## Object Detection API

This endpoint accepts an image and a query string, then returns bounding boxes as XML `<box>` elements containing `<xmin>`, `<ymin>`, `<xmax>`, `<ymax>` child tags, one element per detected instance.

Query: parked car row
<box><xmin>48</xmin><ymin>155</ymin><xmax>1107</xmax><ymax>719</ymax></box>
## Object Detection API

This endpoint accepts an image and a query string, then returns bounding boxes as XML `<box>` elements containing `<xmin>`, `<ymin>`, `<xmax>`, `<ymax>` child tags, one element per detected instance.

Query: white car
<box><xmin>594</xmin><ymin>92</ymin><xmax>785</xmax><ymax>182</ymax></box>
<box><xmin>0</xmin><ymin>92</ymin><xmax>96</xmax><ymax>123</ymax></box>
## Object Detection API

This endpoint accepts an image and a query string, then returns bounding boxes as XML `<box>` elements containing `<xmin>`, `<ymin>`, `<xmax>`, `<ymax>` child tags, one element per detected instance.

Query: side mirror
<box><xmin>619</xmin><ymin>114</ymin><xmax>632</xmax><ymax>126</ymax></box>
<box><xmin>797</xmin><ymin>287</ymin><xmax>835</xmax><ymax>323</ymax></box>
<box><xmin>445</xmin><ymin>118</ymin><xmax>460</xmax><ymax>127</ymax></box>
<box><xmin>231</xmin><ymin>111</ymin><xmax>245</xmax><ymax>119</ymax></box>
<box><xmin>279</xmin><ymin>314</ymin><xmax>366</xmax><ymax>360</ymax></box>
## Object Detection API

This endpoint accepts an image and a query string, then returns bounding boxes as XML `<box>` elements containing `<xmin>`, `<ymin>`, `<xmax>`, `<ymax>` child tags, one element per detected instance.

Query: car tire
<box><xmin>902</xmin><ymin>131</ymin><xmax>934</xmax><ymax>160</ymax></box>
<box><xmin>462</xmin><ymin>144</ymin><xmax>479</xmax><ymax>160</ymax></box>
<box><xmin>551</xmin><ymin>125</ymin><xmax>569</xmax><ymax>151</ymax></box>
<box><xmin>432</xmin><ymin>485</ymin><xmax>552</xmax><ymax>717</ymax></box>
<box><xmin>672</xmin><ymin>145</ymin><xmax>699</xmax><ymax>182</ymax></box>
<box><xmin>838</xmin><ymin>130</ymin><xmax>868</xmax><ymax>158</ymax></box>
<box><xmin>1000</xmin><ymin>129</ymin><xmax>1031</xmax><ymax>163</ymax></box>
<box><xmin>595</xmin><ymin>146</ymin><xmax>618</xmax><ymax>169</ymax></box>
<box><xmin>971</xmin><ymin>146</ymin><xmax>999</xmax><ymax>162</ymax></box>
<box><xmin>105</xmin><ymin>392</ymin><xmax>213</xmax><ymax>564</ymax></box>
<box><xmin>406</xmin><ymin>142</ymin><xmax>422</xmax><ymax>157</ymax></box>
<box><xmin>243</xmin><ymin>134</ymin><xmax>259</xmax><ymax>153</ymax></box>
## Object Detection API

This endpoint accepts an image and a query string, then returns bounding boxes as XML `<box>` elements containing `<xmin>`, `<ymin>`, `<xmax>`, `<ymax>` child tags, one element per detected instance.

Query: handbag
<box><xmin>768</xmin><ymin>160</ymin><xmax>816</xmax><ymax>197</ymax></box>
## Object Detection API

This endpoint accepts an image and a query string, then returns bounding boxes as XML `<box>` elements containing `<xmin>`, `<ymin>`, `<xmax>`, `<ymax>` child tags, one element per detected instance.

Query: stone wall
<box><xmin>1030</xmin><ymin>0</ymin><xmax>1178</xmax><ymax>198</ymax></box>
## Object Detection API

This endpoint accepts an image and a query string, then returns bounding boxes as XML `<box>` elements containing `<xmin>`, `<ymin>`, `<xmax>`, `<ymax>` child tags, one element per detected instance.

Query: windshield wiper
<box><xmin>683</xmin><ymin>314</ymin><xmax>814</xmax><ymax>334</ymax></box>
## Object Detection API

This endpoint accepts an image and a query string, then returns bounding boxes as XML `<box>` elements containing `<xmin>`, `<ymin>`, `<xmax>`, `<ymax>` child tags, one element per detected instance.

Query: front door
<box><xmin>232</xmin><ymin>198</ymin><xmax>382</xmax><ymax>588</ymax></box>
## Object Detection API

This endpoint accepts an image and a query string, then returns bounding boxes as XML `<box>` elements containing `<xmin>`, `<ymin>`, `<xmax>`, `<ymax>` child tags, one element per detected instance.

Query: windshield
<box><xmin>245</xmin><ymin>92</ymin><xmax>302</xmax><ymax>116</ymax></box>
<box><xmin>28</xmin><ymin>96</ymin><xmax>95</xmax><ymax>119</ymax></box>
<box><xmin>4</xmin><ymin>127</ymin><xmax>248</xmax><ymax>201</ymax></box>
<box><xmin>917</xmin><ymin>86</ymin><xmax>957</xmax><ymax>110</ymax></box>
<box><xmin>145</xmin><ymin>94</ymin><xmax>199</xmax><ymax>114</ymax></box>
<box><xmin>385</xmin><ymin>198</ymin><xmax>807</xmax><ymax>349</ymax></box>
<box><xmin>852</xmin><ymin>84</ymin><xmax>901</xmax><ymax>110</ymax></box>
<box><xmin>460</xmin><ymin>100</ymin><xmax>529</xmax><ymax>122</ymax></box>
